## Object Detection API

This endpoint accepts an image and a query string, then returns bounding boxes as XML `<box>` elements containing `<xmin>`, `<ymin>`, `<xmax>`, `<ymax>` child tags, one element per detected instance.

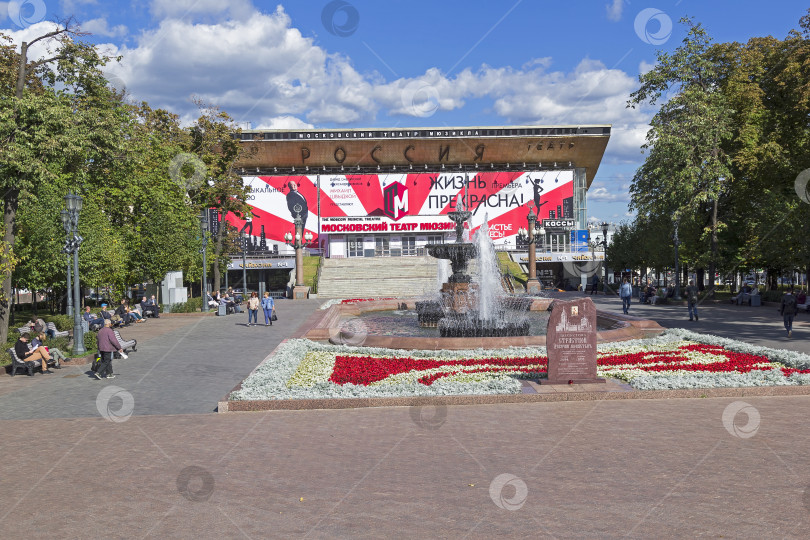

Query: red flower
<box><xmin>325</xmin><ymin>343</ymin><xmax>810</xmax><ymax>387</ymax></box>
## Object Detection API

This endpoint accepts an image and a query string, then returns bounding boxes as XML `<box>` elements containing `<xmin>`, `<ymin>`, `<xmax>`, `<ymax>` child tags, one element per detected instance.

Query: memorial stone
<box><xmin>545</xmin><ymin>297</ymin><xmax>604</xmax><ymax>384</ymax></box>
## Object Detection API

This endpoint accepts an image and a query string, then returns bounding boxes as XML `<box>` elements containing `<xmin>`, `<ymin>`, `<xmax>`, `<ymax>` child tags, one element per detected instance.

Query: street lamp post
<box><xmin>60</xmin><ymin>211</ymin><xmax>73</xmax><ymax>317</ymax></box>
<box><xmin>284</xmin><ymin>205</ymin><xmax>315</xmax><ymax>299</ymax></box>
<box><xmin>673</xmin><ymin>218</ymin><xmax>682</xmax><ymax>300</ymax></box>
<box><xmin>601</xmin><ymin>221</ymin><xmax>609</xmax><ymax>294</ymax></box>
<box><xmin>62</xmin><ymin>192</ymin><xmax>85</xmax><ymax>355</ymax></box>
<box><xmin>199</xmin><ymin>210</ymin><xmax>209</xmax><ymax>312</ymax></box>
<box><xmin>241</xmin><ymin>231</ymin><xmax>248</xmax><ymax>300</ymax></box>
<box><xmin>517</xmin><ymin>206</ymin><xmax>542</xmax><ymax>293</ymax></box>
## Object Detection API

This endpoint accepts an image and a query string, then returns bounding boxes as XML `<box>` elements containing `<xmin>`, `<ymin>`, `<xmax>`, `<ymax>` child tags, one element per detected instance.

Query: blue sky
<box><xmin>1</xmin><ymin>0</ymin><xmax>807</xmax><ymax>223</ymax></box>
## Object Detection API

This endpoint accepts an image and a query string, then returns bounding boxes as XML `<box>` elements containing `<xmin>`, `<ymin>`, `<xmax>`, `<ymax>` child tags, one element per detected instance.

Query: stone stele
<box><xmin>544</xmin><ymin>297</ymin><xmax>604</xmax><ymax>384</ymax></box>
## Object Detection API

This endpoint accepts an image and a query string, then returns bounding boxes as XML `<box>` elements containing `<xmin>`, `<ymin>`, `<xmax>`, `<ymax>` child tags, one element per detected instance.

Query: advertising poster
<box><xmin>227</xmin><ymin>171</ymin><xmax>573</xmax><ymax>246</ymax></box>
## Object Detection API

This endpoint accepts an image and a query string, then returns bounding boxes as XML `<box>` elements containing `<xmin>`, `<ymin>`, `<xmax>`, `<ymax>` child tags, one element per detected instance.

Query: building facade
<box><xmin>228</xmin><ymin>125</ymin><xmax>610</xmax><ymax>264</ymax></box>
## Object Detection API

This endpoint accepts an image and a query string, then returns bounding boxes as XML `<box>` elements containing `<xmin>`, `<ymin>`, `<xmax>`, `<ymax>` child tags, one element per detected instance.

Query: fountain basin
<box><xmin>298</xmin><ymin>298</ymin><xmax>665</xmax><ymax>350</ymax></box>
<box><xmin>438</xmin><ymin>314</ymin><xmax>530</xmax><ymax>338</ymax></box>
<box><xmin>426</xmin><ymin>243</ymin><xmax>477</xmax><ymax>283</ymax></box>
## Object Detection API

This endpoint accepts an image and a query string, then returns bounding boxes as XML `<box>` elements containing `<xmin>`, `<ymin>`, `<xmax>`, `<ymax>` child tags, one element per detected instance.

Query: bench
<box><xmin>46</xmin><ymin>322</ymin><xmax>69</xmax><ymax>338</ymax></box>
<box><xmin>113</xmin><ymin>330</ymin><xmax>137</xmax><ymax>353</ymax></box>
<box><xmin>7</xmin><ymin>347</ymin><xmax>42</xmax><ymax>376</ymax></box>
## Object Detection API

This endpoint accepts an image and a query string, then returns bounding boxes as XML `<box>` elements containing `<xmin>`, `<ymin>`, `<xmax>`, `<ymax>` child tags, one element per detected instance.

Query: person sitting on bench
<box><xmin>139</xmin><ymin>296</ymin><xmax>160</xmax><ymax>318</ymax></box>
<box><xmin>115</xmin><ymin>299</ymin><xmax>136</xmax><ymax>326</ymax></box>
<box><xmin>14</xmin><ymin>332</ymin><xmax>53</xmax><ymax>373</ymax></box>
<box><xmin>221</xmin><ymin>294</ymin><xmax>236</xmax><ymax>314</ymax></box>
<box><xmin>32</xmin><ymin>333</ymin><xmax>64</xmax><ymax>368</ymax></box>
<box><xmin>83</xmin><ymin>306</ymin><xmax>104</xmax><ymax>331</ymax></box>
<box><xmin>126</xmin><ymin>305</ymin><xmax>145</xmax><ymax>323</ymax></box>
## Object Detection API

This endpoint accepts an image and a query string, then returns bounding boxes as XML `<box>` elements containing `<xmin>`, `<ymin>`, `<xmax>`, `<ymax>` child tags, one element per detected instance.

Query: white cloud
<box><xmin>638</xmin><ymin>60</ymin><xmax>655</xmax><ymax>76</ymax></box>
<box><xmin>2</xmin><ymin>20</ymin><xmax>67</xmax><ymax>60</ymax></box>
<box><xmin>0</xmin><ymin>2</ymin><xmax>8</xmax><ymax>22</ymax></box>
<box><xmin>80</xmin><ymin>17</ymin><xmax>127</xmax><ymax>38</ymax></box>
<box><xmin>254</xmin><ymin>116</ymin><xmax>314</xmax><ymax>130</ymax></box>
<box><xmin>588</xmin><ymin>186</ymin><xmax>627</xmax><ymax>202</ymax></box>
<box><xmin>6</xmin><ymin>4</ymin><xmax>654</xmax><ymax>164</ymax></box>
<box><xmin>606</xmin><ymin>0</ymin><xmax>624</xmax><ymax>22</ymax></box>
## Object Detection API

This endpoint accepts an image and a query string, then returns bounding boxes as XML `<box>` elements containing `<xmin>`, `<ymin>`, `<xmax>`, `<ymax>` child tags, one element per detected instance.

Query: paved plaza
<box><xmin>1</xmin><ymin>295</ymin><xmax>809</xmax><ymax>538</ymax></box>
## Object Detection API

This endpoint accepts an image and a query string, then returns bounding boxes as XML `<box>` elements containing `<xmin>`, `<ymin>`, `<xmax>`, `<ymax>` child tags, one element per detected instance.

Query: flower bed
<box><xmin>230</xmin><ymin>329</ymin><xmax>810</xmax><ymax>401</ymax></box>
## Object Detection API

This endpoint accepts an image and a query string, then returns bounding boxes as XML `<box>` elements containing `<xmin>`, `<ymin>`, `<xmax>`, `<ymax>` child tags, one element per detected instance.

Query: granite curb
<box><xmin>219</xmin><ymin>383</ymin><xmax>810</xmax><ymax>412</ymax></box>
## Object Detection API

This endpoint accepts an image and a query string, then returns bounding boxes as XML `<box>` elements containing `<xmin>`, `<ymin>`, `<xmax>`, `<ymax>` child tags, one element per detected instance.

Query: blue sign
<box><xmin>571</xmin><ymin>230</ymin><xmax>589</xmax><ymax>252</ymax></box>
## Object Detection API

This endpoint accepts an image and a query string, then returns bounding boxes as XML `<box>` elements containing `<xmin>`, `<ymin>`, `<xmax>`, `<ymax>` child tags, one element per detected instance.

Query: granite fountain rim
<box><xmin>297</xmin><ymin>298</ymin><xmax>665</xmax><ymax>350</ymax></box>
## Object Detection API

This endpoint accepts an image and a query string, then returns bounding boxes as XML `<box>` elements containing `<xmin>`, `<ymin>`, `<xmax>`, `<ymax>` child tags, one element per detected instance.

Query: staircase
<box><xmin>317</xmin><ymin>256</ymin><xmax>440</xmax><ymax>298</ymax></box>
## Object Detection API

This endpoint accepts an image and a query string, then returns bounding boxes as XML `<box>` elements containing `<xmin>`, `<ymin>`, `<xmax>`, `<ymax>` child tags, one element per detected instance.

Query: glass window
<box><xmin>375</xmin><ymin>237</ymin><xmax>390</xmax><ymax>257</ymax></box>
<box><xmin>402</xmin><ymin>236</ymin><xmax>417</xmax><ymax>256</ymax></box>
<box><xmin>347</xmin><ymin>236</ymin><xmax>364</xmax><ymax>257</ymax></box>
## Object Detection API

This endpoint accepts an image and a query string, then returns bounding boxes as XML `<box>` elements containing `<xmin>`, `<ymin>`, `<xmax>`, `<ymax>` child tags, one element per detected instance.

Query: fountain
<box><xmin>305</xmin><ymin>197</ymin><xmax>658</xmax><ymax>350</ymax></box>
<box><xmin>421</xmin><ymin>203</ymin><xmax>531</xmax><ymax>338</ymax></box>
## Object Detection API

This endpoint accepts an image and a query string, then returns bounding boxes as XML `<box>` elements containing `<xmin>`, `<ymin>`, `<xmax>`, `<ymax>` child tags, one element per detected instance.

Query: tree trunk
<box><xmin>0</xmin><ymin>43</ymin><xmax>30</xmax><ymax>347</ymax></box>
<box><xmin>0</xmin><ymin>189</ymin><xmax>19</xmax><ymax>346</ymax></box>
<box><xmin>707</xmin><ymin>197</ymin><xmax>718</xmax><ymax>298</ymax></box>
<box><xmin>696</xmin><ymin>267</ymin><xmax>704</xmax><ymax>291</ymax></box>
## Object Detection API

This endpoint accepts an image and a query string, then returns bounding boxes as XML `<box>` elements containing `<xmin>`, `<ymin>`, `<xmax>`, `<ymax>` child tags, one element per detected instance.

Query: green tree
<box><xmin>188</xmin><ymin>100</ymin><xmax>253</xmax><ymax>291</ymax></box>
<box><xmin>0</xmin><ymin>21</ymin><xmax>122</xmax><ymax>344</ymax></box>
<box><xmin>628</xmin><ymin>18</ymin><xmax>734</xmax><ymax>294</ymax></box>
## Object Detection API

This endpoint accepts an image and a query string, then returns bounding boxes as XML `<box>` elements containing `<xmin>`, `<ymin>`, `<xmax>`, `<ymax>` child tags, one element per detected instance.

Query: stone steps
<box><xmin>318</xmin><ymin>256</ymin><xmax>443</xmax><ymax>298</ymax></box>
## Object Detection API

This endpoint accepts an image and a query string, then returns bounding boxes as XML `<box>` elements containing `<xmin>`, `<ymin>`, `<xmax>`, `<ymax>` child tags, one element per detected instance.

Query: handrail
<box><xmin>314</xmin><ymin>254</ymin><xmax>325</xmax><ymax>293</ymax></box>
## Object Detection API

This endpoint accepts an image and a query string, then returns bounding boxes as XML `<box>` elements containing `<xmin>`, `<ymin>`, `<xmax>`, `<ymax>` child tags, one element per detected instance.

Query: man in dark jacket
<box><xmin>286</xmin><ymin>180</ymin><xmax>308</xmax><ymax>230</ymax></box>
<box><xmin>140</xmin><ymin>296</ymin><xmax>159</xmax><ymax>318</ymax></box>
<box><xmin>14</xmin><ymin>332</ymin><xmax>52</xmax><ymax>374</ymax></box>
<box><xmin>83</xmin><ymin>306</ymin><xmax>104</xmax><ymax>331</ymax></box>
<box><xmin>115</xmin><ymin>299</ymin><xmax>134</xmax><ymax>326</ymax></box>
<box><xmin>685</xmin><ymin>280</ymin><xmax>699</xmax><ymax>321</ymax></box>
<box><xmin>95</xmin><ymin>319</ymin><xmax>125</xmax><ymax>379</ymax></box>
<box><xmin>781</xmin><ymin>288</ymin><xmax>798</xmax><ymax>338</ymax></box>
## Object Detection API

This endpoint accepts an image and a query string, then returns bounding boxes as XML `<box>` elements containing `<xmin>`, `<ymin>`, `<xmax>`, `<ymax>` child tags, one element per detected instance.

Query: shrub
<box><xmin>83</xmin><ymin>331</ymin><xmax>97</xmax><ymax>353</ymax></box>
<box><xmin>762</xmin><ymin>290</ymin><xmax>784</xmax><ymax>302</ymax></box>
<box><xmin>44</xmin><ymin>314</ymin><xmax>73</xmax><ymax>331</ymax></box>
<box><xmin>165</xmin><ymin>296</ymin><xmax>203</xmax><ymax>313</ymax></box>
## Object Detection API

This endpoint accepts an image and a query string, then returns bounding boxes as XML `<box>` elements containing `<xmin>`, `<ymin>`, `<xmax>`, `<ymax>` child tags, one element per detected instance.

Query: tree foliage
<box><xmin>624</xmin><ymin>11</ymin><xmax>810</xmax><ymax>289</ymax></box>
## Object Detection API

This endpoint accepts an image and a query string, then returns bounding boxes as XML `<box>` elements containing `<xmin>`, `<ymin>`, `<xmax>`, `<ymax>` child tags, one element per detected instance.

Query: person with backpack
<box><xmin>246</xmin><ymin>292</ymin><xmax>260</xmax><ymax>327</ymax></box>
<box><xmin>95</xmin><ymin>319</ymin><xmax>125</xmax><ymax>380</ymax></box>
<box><xmin>685</xmin><ymin>280</ymin><xmax>699</xmax><ymax>321</ymax></box>
<box><xmin>780</xmin><ymin>288</ymin><xmax>798</xmax><ymax>338</ymax></box>
<box><xmin>619</xmin><ymin>277</ymin><xmax>632</xmax><ymax>315</ymax></box>
<box><xmin>261</xmin><ymin>291</ymin><xmax>275</xmax><ymax>326</ymax></box>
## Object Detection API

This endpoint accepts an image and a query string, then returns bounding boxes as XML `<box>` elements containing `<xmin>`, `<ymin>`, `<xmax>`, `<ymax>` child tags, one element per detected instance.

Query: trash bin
<box><xmin>750</xmin><ymin>295</ymin><xmax>761</xmax><ymax>307</ymax></box>
<box><xmin>217</xmin><ymin>304</ymin><xmax>227</xmax><ymax>316</ymax></box>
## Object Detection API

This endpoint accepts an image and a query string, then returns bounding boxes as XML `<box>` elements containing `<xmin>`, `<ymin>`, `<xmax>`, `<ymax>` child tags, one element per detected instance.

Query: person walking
<box><xmin>619</xmin><ymin>278</ymin><xmax>632</xmax><ymax>315</ymax></box>
<box><xmin>261</xmin><ymin>291</ymin><xmax>275</xmax><ymax>326</ymax></box>
<box><xmin>247</xmin><ymin>292</ymin><xmax>260</xmax><ymax>327</ymax></box>
<box><xmin>781</xmin><ymin>288</ymin><xmax>798</xmax><ymax>338</ymax></box>
<box><xmin>685</xmin><ymin>279</ymin><xmax>699</xmax><ymax>321</ymax></box>
<box><xmin>590</xmin><ymin>274</ymin><xmax>599</xmax><ymax>295</ymax></box>
<box><xmin>96</xmin><ymin>319</ymin><xmax>125</xmax><ymax>380</ymax></box>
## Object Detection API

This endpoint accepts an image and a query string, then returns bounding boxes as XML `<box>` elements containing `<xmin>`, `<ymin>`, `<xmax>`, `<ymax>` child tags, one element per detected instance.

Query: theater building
<box><xmin>224</xmin><ymin>125</ymin><xmax>610</xmax><ymax>289</ymax></box>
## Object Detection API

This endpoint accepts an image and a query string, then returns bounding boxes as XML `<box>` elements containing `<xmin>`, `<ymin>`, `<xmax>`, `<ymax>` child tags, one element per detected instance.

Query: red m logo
<box><xmin>383</xmin><ymin>182</ymin><xmax>409</xmax><ymax>220</ymax></box>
